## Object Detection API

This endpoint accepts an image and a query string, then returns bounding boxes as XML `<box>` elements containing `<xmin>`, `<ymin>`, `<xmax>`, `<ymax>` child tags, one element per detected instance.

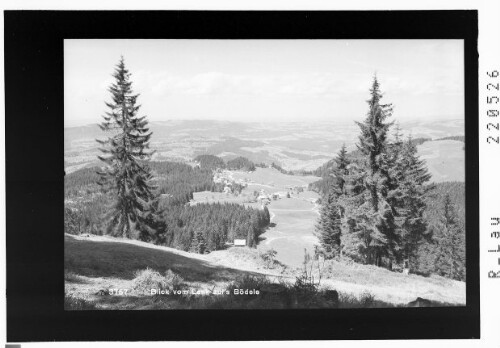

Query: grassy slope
<box><xmin>254</xmin><ymin>197</ymin><xmax>320</xmax><ymax>267</ymax></box>
<box><xmin>65</xmin><ymin>234</ymin><xmax>263</xmax><ymax>283</ymax></box>
<box><xmin>232</xmin><ymin>167</ymin><xmax>320</xmax><ymax>188</ymax></box>
<box><xmin>65</xmin><ymin>234</ymin><xmax>267</xmax><ymax>309</ymax></box>
<box><xmin>65</xmin><ymin>234</ymin><xmax>465</xmax><ymax>309</ymax></box>
<box><xmin>320</xmin><ymin>262</ymin><xmax>465</xmax><ymax>305</ymax></box>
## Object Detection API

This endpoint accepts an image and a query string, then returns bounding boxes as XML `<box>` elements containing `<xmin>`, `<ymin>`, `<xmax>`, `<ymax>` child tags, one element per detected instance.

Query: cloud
<box><xmin>382</xmin><ymin>73</ymin><xmax>462</xmax><ymax>97</ymax></box>
<box><xmin>110</xmin><ymin>69</ymin><xmax>462</xmax><ymax>102</ymax></box>
<box><xmin>132</xmin><ymin>71</ymin><xmax>359</xmax><ymax>99</ymax></box>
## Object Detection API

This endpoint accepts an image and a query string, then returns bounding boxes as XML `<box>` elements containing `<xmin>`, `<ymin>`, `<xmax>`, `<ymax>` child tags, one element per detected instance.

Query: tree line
<box><xmin>435</xmin><ymin>135</ymin><xmax>465</xmax><ymax>142</ymax></box>
<box><xmin>314</xmin><ymin>77</ymin><xmax>465</xmax><ymax>280</ymax></box>
<box><xmin>65</xmin><ymin>167</ymin><xmax>103</xmax><ymax>197</ymax></box>
<box><xmin>148</xmin><ymin>161</ymin><xmax>219</xmax><ymax>205</ymax></box>
<box><xmin>65</xmin><ymin>191</ymin><xmax>271</xmax><ymax>254</ymax></box>
<box><xmin>194</xmin><ymin>154</ymin><xmax>257</xmax><ymax>172</ymax></box>
<box><xmin>226</xmin><ymin>156</ymin><xmax>256</xmax><ymax>171</ymax></box>
<box><xmin>65</xmin><ymin>161</ymin><xmax>217</xmax><ymax>204</ymax></box>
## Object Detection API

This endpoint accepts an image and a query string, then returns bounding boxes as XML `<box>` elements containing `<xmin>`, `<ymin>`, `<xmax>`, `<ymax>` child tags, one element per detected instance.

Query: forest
<box><xmin>65</xmin><ymin>155</ymin><xmax>268</xmax><ymax>253</ymax></box>
<box><xmin>149</xmin><ymin>161</ymin><xmax>218</xmax><ymax>205</ymax></box>
<box><xmin>226</xmin><ymin>156</ymin><xmax>256</xmax><ymax>171</ymax></box>
<box><xmin>66</xmin><ymin>161</ymin><xmax>217</xmax><ymax>205</ymax></box>
<box><xmin>158</xmin><ymin>203</ymin><xmax>271</xmax><ymax>252</ymax></box>
<box><xmin>65</xmin><ymin>167</ymin><xmax>101</xmax><ymax>197</ymax></box>
<box><xmin>194</xmin><ymin>154</ymin><xmax>226</xmax><ymax>170</ymax></box>
<box><xmin>194</xmin><ymin>154</ymin><xmax>257</xmax><ymax>172</ymax></box>
<box><xmin>270</xmin><ymin>162</ymin><xmax>295</xmax><ymax>175</ymax></box>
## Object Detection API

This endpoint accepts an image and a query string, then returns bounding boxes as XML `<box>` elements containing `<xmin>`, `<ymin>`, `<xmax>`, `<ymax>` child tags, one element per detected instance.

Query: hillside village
<box><xmin>209</xmin><ymin>167</ymin><xmax>312</xmax><ymax>206</ymax></box>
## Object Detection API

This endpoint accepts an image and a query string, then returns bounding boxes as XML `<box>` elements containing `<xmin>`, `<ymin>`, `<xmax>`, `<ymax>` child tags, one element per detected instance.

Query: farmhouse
<box><xmin>257</xmin><ymin>194</ymin><xmax>270</xmax><ymax>201</ymax></box>
<box><xmin>257</xmin><ymin>194</ymin><xmax>271</xmax><ymax>205</ymax></box>
<box><xmin>234</xmin><ymin>239</ymin><xmax>247</xmax><ymax>247</ymax></box>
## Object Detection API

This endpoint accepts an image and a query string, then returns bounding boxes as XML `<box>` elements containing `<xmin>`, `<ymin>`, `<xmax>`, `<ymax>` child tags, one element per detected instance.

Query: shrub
<box><xmin>164</xmin><ymin>269</ymin><xmax>184</xmax><ymax>290</ymax></box>
<box><xmin>229</xmin><ymin>275</ymin><xmax>270</xmax><ymax>291</ymax></box>
<box><xmin>360</xmin><ymin>291</ymin><xmax>375</xmax><ymax>307</ymax></box>
<box><xmin>260</xmin><ymin>249</ymin><xmax>278</xmax><ymax>269</ymax></box>
<box><xmin>64</xmin><ymin>207</ymin><xmax>81</xmax><ymax>235</ymax></box>
<box><xmin>64</xmin><ymin>271</ymin><xmax>85</xmax><ymax>283</ymax></box>
<box><xmin>295</xmin><ymin>248</ymin><xmax>323</xmax><ymax>289</ymax></box>
<box><xmin>132</xmin><ymin>268</ymin><xmax>184</xmax><ymax>293</ymax></box>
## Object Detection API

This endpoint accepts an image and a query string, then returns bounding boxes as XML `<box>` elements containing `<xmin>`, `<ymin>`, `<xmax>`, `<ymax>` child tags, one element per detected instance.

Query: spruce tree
<box><xmin>352</xmin><ymin>76</ymin><xmax>396</xmax><ymax>266</ymax></box>
<box><xmin>190</xmin><ymin>230</ymin><xmax>207</xmax><ymax>254</ymax></box>
<box><xmin>246</xmin><ymin>226</ymin><xmax>255</xmax><ymax>247</ymax></box>
<box><xmin>315</xmin><ymin>145</ymin><xmax>350</xmax><ymax>258</ymax></box>
<box><xmin>96</xmin><ymin>57</ymin><xmax>163</xmax><ymax>241</ymax></box>
<box><xmin>396</xmin><ymin>137</ymin><xmax>433</xmax><ymax>269</ymax></box>
<box><xmin>355</xmin><ymin>75</ymin><xmax>394</xmax><ymax>210</ymax></box>
<box><xmin>379</xmin><ymin>126</ymin><xmax>408</xmax><ymax>266</ymax></box>
<box><xmin>433</xmin><ymin>194</ymin><xmax>465</xmax><ymax>280</ymax></box>
<box><xmin>339</xmin><ymin>157</ymin><xmax>368</xmax><ymax>262</ymax></box>
<box><xmin>316</xmin><ymin>189</ymin><xmax>342</xmax><ymax>258</ymax></box>
<box><xmin>263</xmin><ymin>206</ymin><xmax>271</xmax><ymax>225</ymax></box>
<box><xmin>382</xmin><ymin>122</ymin><xmax>404</xmax><ymax>204</ymax></box>
<box><xmin>333</xmin><ymin>143</ymin><xmax>350</xmax><ymax>195</ymax></box>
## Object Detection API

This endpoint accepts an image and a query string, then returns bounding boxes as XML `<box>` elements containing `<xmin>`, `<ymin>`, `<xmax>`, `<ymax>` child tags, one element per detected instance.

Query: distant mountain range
<box><xmin>65</xmin><ymin>118</ymin><xmax>465</xmax><ymax>182</ymax></box>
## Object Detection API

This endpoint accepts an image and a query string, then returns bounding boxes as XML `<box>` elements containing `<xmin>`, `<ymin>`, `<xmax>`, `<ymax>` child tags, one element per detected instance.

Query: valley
<box><xmin>190</xmin><ymin>167</ymin><xmax>322</xmax><ymax>267</ymax></box>
<box><xmin>65</xmin><ymin>119</ymin><xmax>465</xmax><ymax>181</ymax></box>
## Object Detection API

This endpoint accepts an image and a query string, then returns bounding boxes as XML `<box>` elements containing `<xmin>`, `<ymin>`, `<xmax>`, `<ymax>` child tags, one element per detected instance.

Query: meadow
<box><xmin>65</xmin><ymin>233</ymin><xmax>465</xmax><ymax>310</ymax></box>
<box><xmin>417</xmin><ymin>140</ymin><xmax>465</xmax><ymax>182</ymax></box>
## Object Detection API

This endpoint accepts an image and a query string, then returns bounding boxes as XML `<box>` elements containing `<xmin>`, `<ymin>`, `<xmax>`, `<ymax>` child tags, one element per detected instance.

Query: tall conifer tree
<box><xmin>316</xmin><ymin>145</ymin><xmax>351</xmax><ymax>257</ymax></box>
<box><xmin>339</xmin><ymin>159</ymin><xmax>368</xmax><ymax>262</ymax></box>
<box><xmin>353</xmin><ymin>76</ymin><xmax>396</xmax><ymax>265</ymax></box>
<box><xmin>355</xmin><ymin>76</ymin><xmax>394</xmax><ymax>210</ymax></box>
<box><xmin>432</xmin><ymin>194</ymin><xmax>465</xmax><ymax>280</ymax></box>
<box><xmin>96</xmin><ymin>57</ymin><xmax>163</xmax><ymax>241</ymax></box>
<box><xmin>333</xmin><ymin>143</ymin><xmax>350</xmax><ymax>195</ymax></box>
<box><xmin>396</xmin><ymin>137</ymin><xmax>433</xmax><ymax>269</ymax></box>
<box><xmin>379</xmin><ymin>123</ymin><xmax>406</xmax><ymax>265</ymax></box>
<box><xmin>383</xmin><ymin>124</ymin><xmax>403</xmax><ymax>196</ymax></box>
<box><xmin>316</xmin><ymin>189</ymin><xmax>343</xmax><ymax>258</ymax></box>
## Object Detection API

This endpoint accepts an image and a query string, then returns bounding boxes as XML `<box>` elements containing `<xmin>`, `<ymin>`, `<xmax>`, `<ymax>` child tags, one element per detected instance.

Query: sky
<box><xmin>64</xmin><ymin>39</ymin><xmax>464</xmax><ymax>126</ymax></box>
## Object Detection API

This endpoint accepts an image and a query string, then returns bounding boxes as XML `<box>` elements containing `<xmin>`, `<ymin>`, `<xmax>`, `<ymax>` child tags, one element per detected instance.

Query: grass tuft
<box><xmin>132</xmin><ymin>267</ymin><xmax>184</xmax><ymax>293</ymax></box>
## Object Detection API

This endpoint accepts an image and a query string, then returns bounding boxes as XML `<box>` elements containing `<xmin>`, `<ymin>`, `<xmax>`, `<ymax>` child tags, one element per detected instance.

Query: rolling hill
<box><xmin>64</xmin><ymin>118</ymin><xmax>465</xmax><ymax>174</ymax></box>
